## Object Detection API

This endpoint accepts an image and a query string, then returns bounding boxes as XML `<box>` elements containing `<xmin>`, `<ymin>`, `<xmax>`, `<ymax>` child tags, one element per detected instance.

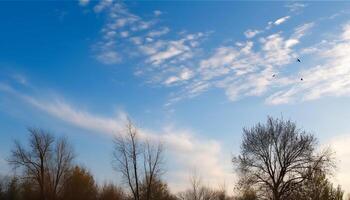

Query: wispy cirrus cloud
<box><xmin>274</xmin><ymin>16</ymin><xmax>291</xmax><ymax>26</ymax></box>
<box><xmin>79</xmin><ymin>0</ymin><xmax>90</xmax><ymax>6</ymax></box>
<box><xmin>244</xmin><ymin>29</ymin><xmax>261</xmax><ymax>39</ymax></box>
<box><xmin>91</xmin><ymin>2</ymin><xmax>295</xmax><ymax>104</ymax></box>
<box><xmin>147</xmin><ymin>27</ymin><xmax>170</xmax><ymax>38</ymax></box>
<box><xmin>167</xmin><ymin>23</ymin><xmax>311</xmax><ymax>104</ymax></box>
<box><xmin>243</xmin><ymin>15</ymin><xmax>292</xmax><ymax>39</ymax></box>
<box><xmin>93</xmin><ymin>1</ymin><xmax>207</xmax><ymax>88</ymax></box>
<box><xmin>285</xmin><ymin>2</ymin><xmax>307</xmax><ymax>13</ymax></box>
<box><xmin>153</xmin><ymin>10</ymin><xmax>162</xmax><ymax>17</ymax></box>
<box><xmin>87</xmin><ymin>1</ymin><xmax>350</xmax><ymax>107</ymax></box>
<box><xmin>266</xmin><ymin>22</ymin><xmax>350</xmax><ymax>105</ymax></box>
<box><xmin>325</xmin><ymin>134</ymin><xmax>350</xmax><ymax>193</ymax></box>
<box><xmin>0</xmin><ymin>82</ymin><xmax>233</xmax><ymax>192</ymax></box>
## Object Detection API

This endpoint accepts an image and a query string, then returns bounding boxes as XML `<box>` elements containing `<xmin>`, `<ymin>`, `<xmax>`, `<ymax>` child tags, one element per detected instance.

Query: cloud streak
<box><xmin>326</xmin><ymin>135</ymin><xmax>350</xmax><ymax>193</ymax></box>
<box><xmin>267</xmin><ymin>22</ymin><xmax>350</xmax><ymax>104</ymax></box>
<box><xmin>274</xmin><ymin>16</ymin><xmax>290</xmax><ymax>25</ymax></box>
<box><xmin>0</xmin><ymin>83</ymin><xmax>233</xmax><ymax>192</ymax></box>
<box><xmin>88</xmin><ymin>1</ymin><xmax>350</xmax><ymax>107</ymax></box>
<box><xmin>167</xmin><ymin>25</ymin><xmax>306</xmax><ymax>104</ymax></box>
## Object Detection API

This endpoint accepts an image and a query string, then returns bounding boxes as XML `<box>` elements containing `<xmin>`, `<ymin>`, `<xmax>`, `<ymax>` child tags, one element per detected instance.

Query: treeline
<box><xmin>0</xmin><ymin>117</ymin><xmax>348</xmax><ymax>200</ymax></box>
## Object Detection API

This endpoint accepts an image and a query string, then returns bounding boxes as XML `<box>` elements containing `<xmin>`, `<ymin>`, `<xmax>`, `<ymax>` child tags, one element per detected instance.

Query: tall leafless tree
<box><xmin>233</xmin><ymin>117</ymin><xmax>333</xmax><ymax>200</ymax></box>
<box><xmin>8</xmin><ymin>128</ymin><xmax>74</xmax><ymax>200</ymax></box>
<box><xmin>48</xmin><ymin>137</ymin><xmax>74</xmax><ymax>199</ymax></box>
<box><xmin>143</xmin><ymin>140</ymin><xmax>163</xmax><ymax>200</ymax></box>
<box><xmin>112</xmin><ymin>119</ymin><xmax>163</xmax><ymax>200</ymax></box>
<box><xmin>177</xmin><ymin>172</ymin><xmax>224</xmax><ymax>200</ymax></box>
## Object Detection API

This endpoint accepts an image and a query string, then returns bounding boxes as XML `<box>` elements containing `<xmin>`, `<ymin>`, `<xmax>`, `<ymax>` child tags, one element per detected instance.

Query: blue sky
<box><xmin>1</xmin><ymin>0</ymin><xmax>350</xmax><ymax>194</ymax></box>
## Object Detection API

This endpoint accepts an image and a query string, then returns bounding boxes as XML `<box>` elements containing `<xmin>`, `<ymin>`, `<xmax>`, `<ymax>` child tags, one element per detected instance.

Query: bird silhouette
<box><xmin>300</xmin><ymin>78</ymin><xmax>303</xmax><ymax>81</ymax></box>
<box><xmin>297</xmin><ymin>58</ymin><xmax>301</xmax><ymax>62</ymax></box>
<box><xmin>272</xmin><ymin>74</ymin><xmax>276</xmax><ymax>77</ymax></box>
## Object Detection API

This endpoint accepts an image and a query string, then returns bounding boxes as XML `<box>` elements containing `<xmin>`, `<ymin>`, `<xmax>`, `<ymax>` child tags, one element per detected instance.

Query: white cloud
<box><xmin>285</xmin><ymin>2</ymin><xmax>307</xmax><ymax>13</ymax></box>
<box><xmin>199</xmin><ymin>46</ymin><xmax>239</xmax><ymax>80</ymax></box>
<box><xmin>94</xmin><ymin>0</ymin><xmax>113</xmax><ymax>13</ymax></box>
<box><xmin>0</xmin><ymin>84</ymin><xmax>233</xmax><ymax>192</ymax></box>
<box><xmin>261</xmin><ymin>33</ymin><xmax>296</xmax><ymax>65</ymax></box>
<box><xmin>159</xmin><ymin>127</ymin><xmax>233</xmax><ymax>192</ymax></box>
<box><xmin>0</xmin><ymin>84</ymin><xmax>127</xmax><ymax>135</ymax></box>
<box><xmin>154</xmin><ymin>10</ymin><xmax>162</xmax><ymax>17</ymax></box>
<box><xmin>293</xmin><ymin>22</ymin><xmax>315</xmax><ymax>39</ymax></box>
<box><xmin>96</xmin><ymin>51</ymin><xmax>120</xmax><ymax>64</ymax></box>
<box><xmin>285</xmin><ymin>38</ymin><xmax>299</xmax><ymax>48</ymax></box>
<box><xmin>148</xmin><ymin>40</ymin><xmax>189</xmax><ymax>65</ymax></box>
<box><xmin>147</xmin><ymin>27</ymin><xmax>170</xmax><ymax>38</ymax></box>
<box><xmin>244</xmin><ymin>29</ymin><xmax>261</xmax><ymax>38</ymax></box>
<box><xmin>274</xmin><ymin>16</ymin><xmax>290</xmax><ymax>25</ymax></box>
<box><xmin>165</xmin><ymin>25</ymin><xmax>306</xmax><ymax>105</ymax></box>
<box><xmin>120</xmin><ymin>31</ymin><xmax>129</xmax><ymax>38</ymax></box>
<box><xmin>325</xmin><ymin>135</ymin><xmax>350</xmax><ymax>193</ymax></box>
<box><xmin>12</xmin><ymin>74</ymin><xmax>28</xmax><ymax>85</ymax></box>
<box><xmin>95</xmin><ymin>2</ymin><xmax>152</xmax><ymax>64</ymax></box>
<box><xmin>90</xmin><ymin>2</ymin><xmax>350</xmax><ymax>107</ymax></box>
<box><xmin>79</xmin><ymin>0</ymin><xmax>89</xmax><ymax>6</ymax></box>
<box><xmin>164</xmin><ymin>68</ymin><xmax>194</xmax><ymax>85</ymax></box>
<box><xmin>139</xmin><ymin>32</ymin><xmax>204</xmax><ymax>66</ymax></box>
<box><xmin>342</xmin><ymin>23</ymin><xmax>350</xmax><ymax>40</ymax></box>
<box><xmin>93</xmin><ymin>1</ymin><xmax>207</xmax><ymax>90</ymax></box>
<box><xmin>266</xmin><ymin>22</ymin><xmax>350</xmax><ymax>105</ymax></box>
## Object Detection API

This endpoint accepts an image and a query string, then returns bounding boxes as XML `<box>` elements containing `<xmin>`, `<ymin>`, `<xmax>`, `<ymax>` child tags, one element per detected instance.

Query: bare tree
<box><xmin>178</xmin><ymin>172</ymin><xmax>223</xmax><ymax>200</ymax></box>
<box><xmin>48</xmin><ymin>137</ymin><xmax>74</xmax><ymax>199</ymax></box>
<box><xmin>113</xmin><ymin>119</ymin><xmax>163</xmax><ymax>200</ymax></box>
<box><xmin>8</xmin><ymin>128</ymin><xmax>53</xmax><ymax>200</ymax></box>
<box><xmin>233</xmin><ymin>117</ymin><xmax>333</xmax><ymax>200</ymax></box>
<box><xmin>289</xmin><ymin>169</ymin><xmax>343</xmax><ymax>200</ymax></box>
<box><xmin>8</xmin><ymin>128</ymin><xmax>74</xmax><ymax>200</ymax></box>
<box><xmin>113</xmin><ymin>120</ymin><xmax>141</xmax><ymax>200</ymax></box>
<box><xmin>143</xmin><ymin>140</ymin><xmax>163</xmax><ymax>200</ymax></box>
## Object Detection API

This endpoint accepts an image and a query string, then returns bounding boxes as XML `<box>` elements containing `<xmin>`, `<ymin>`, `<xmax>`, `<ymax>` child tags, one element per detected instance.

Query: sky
<box><xmin>1</xmin><ymin>0</ymin><xmax>350</xmax><ymax>195</ymax></box>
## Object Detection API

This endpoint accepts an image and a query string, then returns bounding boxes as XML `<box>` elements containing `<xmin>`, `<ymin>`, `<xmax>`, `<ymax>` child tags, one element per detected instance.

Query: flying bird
<box><xmin>272</xmin><ymin>74</ymin><xmax>276</xmax><ymax>78</ymax></box>
<box><xmin>300</xmin><ymin>78</ymin><xmax>303</xmax><ymax>81</ymax></box>
<box><xmin>297</xmin><ymin>58</ymin><xmax>301</xmax><ymax>62</ymax></box>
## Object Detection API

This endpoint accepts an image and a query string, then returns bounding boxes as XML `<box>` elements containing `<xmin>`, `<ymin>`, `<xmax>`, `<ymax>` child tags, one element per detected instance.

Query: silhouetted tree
<box><xmin>140</xmin><ymin>178</ymin><xmax>176</xmax><ymax>200</ymax></box>
<box><xmin>112</xmin><ymin>119</ymin><xmax>163</xmax><ymax>200</ymax></box>
<box><xmin>177</xmin><ymin>172</ymin><xmax>226</xmax><ymax>200</ymax></box>
<box><xmin>233</xmin><ymin>117</ymin><xmax>334</xmax><ymax>200</ymax></box>
<box><xmin>60</xmin><ymin>166</ymin><xmax>98</xmax><ymax>200</ymax></box>
<box><xmin>289</xmin><ymin>169</ymin><xmax>343</xmax><ymax>200</ymax></box>
<box><xmin>143</xmin><ymin>140</ymin><xmax>163</xmax><ymax>200</ymax></box>
<box><xmin>235</xmin><ymin>188</ymin><xmax>257</xmax><ymax>200</ymax></box>
<box><xmin>99</xmin><ymin>183</ymin><xmax>126</xmax><ymax>200</ymax></box>
<box><xmin>8</xmin><ymin>128</ymin><xmax>74</xmax><ymax>200</ymax></box>
<box><xmin>5</xmin><ymin>177</ymin><xmax>20</xmax><ymax>200</ymax></box>
<box><xmin>20</xmin><ymin>179</ymin><xmax>39</xmax><ymax>200</ymax></box>
<box><xmin>48</xmin><ymin>137</ymin><xmax>74</xmax><ymax>200</ymax></box>
<box><xmin>0</xmin><ymin>176</ymin><xmax>4</xmax><ymax>200</ymax></box>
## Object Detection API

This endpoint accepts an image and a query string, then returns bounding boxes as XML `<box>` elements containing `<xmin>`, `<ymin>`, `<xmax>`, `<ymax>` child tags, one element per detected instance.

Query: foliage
<box><xmin>99</xmin><ymin>183</ymin><xmax>126</xmax><ymax>200</ymax></box>
<box><xmin>60</xmin><ymin>166</ymin><xmax>98</xmax><ymax>200</ymax></box>
<box><xmin>289</xmin><ymin>170</ymin><xmax>343</xmax><ymax>200</ymax></box>
<box><xmin>140</xmin><ymin>178</ymin><xmax>176</xmax><ymax>200</ymax></box>
<box><xmin>235</xmin><ymin>188</ymin><xmax>257</xmax><ymax>200</ymax></box>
